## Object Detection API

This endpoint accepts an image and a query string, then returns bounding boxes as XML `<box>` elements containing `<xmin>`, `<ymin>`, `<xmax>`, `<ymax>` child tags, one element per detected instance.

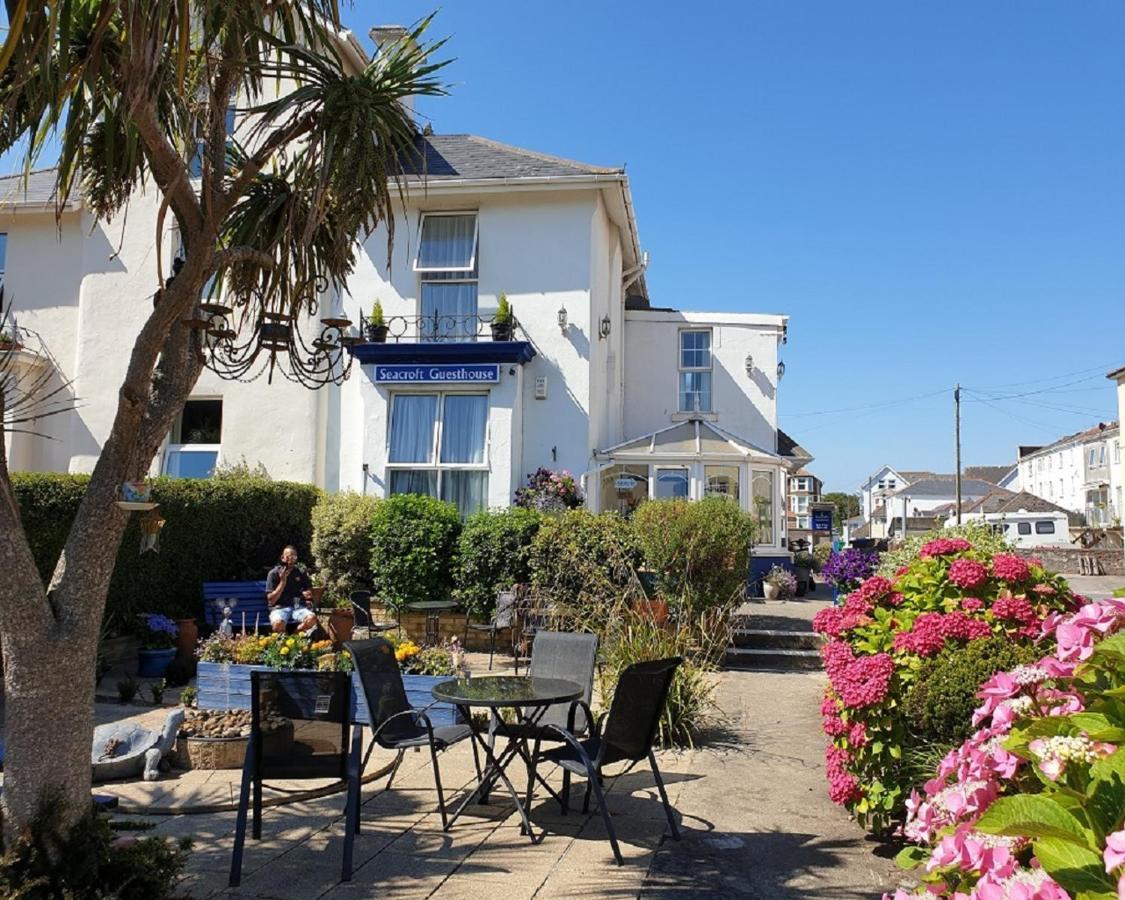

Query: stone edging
<box><xmin>107</xmin><ymin>754</ymin><xmax>400</xmax><ymax>816</ymax></box>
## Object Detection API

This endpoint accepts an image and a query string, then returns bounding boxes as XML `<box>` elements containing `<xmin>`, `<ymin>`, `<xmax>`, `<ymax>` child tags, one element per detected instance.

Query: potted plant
<box><xmin>365</xmin><ymin>299</ymin><xmax>388</xmax><ymax>343</ymax></box>
<box><xmin>326</xmin><ymin>595</ymin><xmax>354</xmax><ymax>646</ymax></box>
<box><xmin>137</xmin><ymin>613</ymin><xmax>179</xmax><ymax>678</ymax></box>
<box><xmin>490</xmin><ymin>293</ymin><xmax>514</xmax><ymax>342</ymax></box>
<box><xmin>0</xmin><ymin>328</ymin><xmax>22</xmax><ymax>352</ymax></box>
<box><xmin>762</xmin><ymin>565</ymin><xmax>797</xmax><ymax>602</ymax></box>
<box><xmin>792</xmin><ymin>550</ymin><xmax>816</xmax><ymax>597</ymax></box>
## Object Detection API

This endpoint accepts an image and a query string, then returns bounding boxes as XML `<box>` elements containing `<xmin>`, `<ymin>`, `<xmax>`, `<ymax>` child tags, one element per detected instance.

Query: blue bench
<box><xmin>202</xmin><ymin>580</ymin><xmax>270</xmax><ymax>632</ymax></box>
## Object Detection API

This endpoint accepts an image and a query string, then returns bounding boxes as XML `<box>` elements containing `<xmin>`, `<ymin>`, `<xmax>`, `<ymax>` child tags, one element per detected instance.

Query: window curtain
<box><xmin>440</xmin><ymin>395</ymin><xmax>487</xmax><ymax>463</ymax></box>
<box><xmin>441</xmin><ymin>472</ymin><xmax>488</xmax><ymax>516</ymax></box>
<box><xmin>421</xmin><ymin>282</ymin><xmax>478</xmax><ymax>342</ymax></box>
<box><xmin>389</xmin><ymin>395</ymin><xmax>438</xmax><ymax>462</ymax></box>
<box><xmin>389</xmin><ymin>470</ymin><xmax>438</xmax><ymax>498</ymax></box>
<box><xmin>417</xmin><ymin>215</ymin><xmax>476</xmax><ymax>270</ymax></box>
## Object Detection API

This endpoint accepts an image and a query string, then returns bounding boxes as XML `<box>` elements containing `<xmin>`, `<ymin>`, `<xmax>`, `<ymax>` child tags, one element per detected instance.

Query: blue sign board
<box><xmin>811</xmin><ymin>509</ymin><xmax>833</xmax><ymax>532</ymax></box>
<box><xmin>373</xmin><ymin>363</ymin><xmax>500</xmax><ymax>384</ymax></box>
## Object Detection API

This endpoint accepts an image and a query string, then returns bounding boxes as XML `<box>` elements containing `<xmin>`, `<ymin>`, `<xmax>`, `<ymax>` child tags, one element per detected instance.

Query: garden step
<box><xmin>723</xmin><ymin>646</ymin><xmax>824</xmax><ymax>671</ymax></box>
<box><xmin>731</xmin><ymin>628</ymin><xmax>824</xmax><ymax>651</ymax></box>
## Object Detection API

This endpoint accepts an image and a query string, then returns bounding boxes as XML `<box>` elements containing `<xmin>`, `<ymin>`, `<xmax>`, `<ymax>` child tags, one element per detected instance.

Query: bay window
<box><xmin>387</xmin><ymin>392</ymin><xmax>488</xmax><ymax>514</ymax></box>
<box><xmin>705</xmin><ymin>465</ymin><xmax>739</xmax><ymax>502</ymax></box>
<box><xmin>415</xmin><ymin>213</ymin><xmax>479</xmax><ymax>342</ymax></box>
<box><xmin>678</xmin><ymin>330</ymin><xmax>712</xmax><ymax>413</ymax></box>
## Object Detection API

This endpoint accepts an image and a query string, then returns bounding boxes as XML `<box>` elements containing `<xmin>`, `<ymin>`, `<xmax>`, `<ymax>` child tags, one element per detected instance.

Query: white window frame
<box><xmin>795</xmin><ymin>514</ymin><xmax>810</xmax><ymax>530</ymax></box>
<box><xmin>162</xmin><ymin>397</ymin><xmax>223</xmax><ymax>478</ymax></box>
<box><xmin>0</xmin><ymin>231</ymin><xmax>7</xmax><ymax>283</ymax></box>
<box><xmin>413</xmin><ymin>211</ymin><xmax>480</xmax><ymax>273</ymax></box>
<box><xmin>385</xmin><ymin>391</ymin><xmax>491</xmax><ymax>489</ymax></box>
<box><xmin>677</xmin><ymin>328</ymin><xmax>713</xmax><ymax>414</ymax></box>
<box><xmin>652</xmin><ymin>466</ymin><xmax>691</xmax><ymax>500</ymax></box>
<box><xmin>790</xmin><ymin>494</ymin><xmax>810</xmax><ymax>514</ymax></box>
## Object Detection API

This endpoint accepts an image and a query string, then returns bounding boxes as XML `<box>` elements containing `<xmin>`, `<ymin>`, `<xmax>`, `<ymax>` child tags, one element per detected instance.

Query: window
<box><xmin>1115</xmin><ymin>441</ymin><xmax>1121</xmax><ymax>464</ymax></box>
<box><xmin>1035</xmin><ymin>521</ymin><xmax>1056</xmax><ymax>535</ymax></box>
<box><xmin>795</xmin><ymin>515</ymin><xmax>810</xmax><ymax>530</ymax></box>
<box><xmin>189</xmin><ymin>105</ymin><xmax>237</xmax><ymax>179</ymax></box>
<box><xmin>1017</xmin><ymin>522</ymin><xmax>1032</xmax><ymax>535</ymax></box>
<box><xmin>0</xmin><ymin>232</ymin><xmax>7</xmax><ymax>284</ymax></box>
<box><xmin>163</xmin><ymin>399</ymin><xmax>222</xmax><ymax>478</ymax></box>
<box><xmin>600</xmin><ymin>465</ymin><xmax>648</xmax><ymax>516</ymax></box>
<box><xmin>415</xmin><ymin>213</ymin><xmax>479</xmax><ymax>342</ymax></box>
<box><xmin>705</xmin><ymin>465</ymin><xmax>739</xmax><ymax>503</ymax></box>
<box><xmin>752</xmin><ymin>469</ymin><xmax>775</xmax><ymax>544</ymax></box>
<box><xmin>876</xmin><ymin>479</ymin><xmax>885</xmax><ymax>490</ymax></box>
<box><xmin>654</xmin><ymin>467</ymin><xmax>689</xmax><ymax>499</ymax></box>
<box><xmin>678</xmin><ymin>330</ymin><xmax>712</xmax><ymax>412</ymax></box>
<box><xmin>887</xmin><ymin>479</ymin><xmax>896</xmax><ymax>489</ymax></box>
<box><xmin>791</xmin><ymin>477</ymin><xmax>810</xmax><ymax>492</ymax></box>
<box><xmin>790</xmin><ymin>495</ymin><xmax>810</xmax><ymax>514</ymax></box>
<box><xmin>387</xmin><ymin>392</ymin><xmax>488</xmax><ymax>514</ymax></box>
<box><xmin>1089</xmin><ymin>448</ymin><xmax>1097</xmax><ymax>466</ymax></box>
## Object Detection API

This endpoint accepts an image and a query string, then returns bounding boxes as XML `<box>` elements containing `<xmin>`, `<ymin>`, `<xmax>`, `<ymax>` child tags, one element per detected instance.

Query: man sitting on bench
<box><xmin>266</xmin><ymin>545</ymin><xmax>317</xmax><ymax>635</ymax></box>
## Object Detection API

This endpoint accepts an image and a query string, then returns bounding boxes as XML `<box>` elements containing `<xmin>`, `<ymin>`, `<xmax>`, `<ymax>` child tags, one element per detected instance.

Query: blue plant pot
<box><xmin>137</xmin><ymin>647</ymin><xmax>176</xmax><ymax>678</ymax></box>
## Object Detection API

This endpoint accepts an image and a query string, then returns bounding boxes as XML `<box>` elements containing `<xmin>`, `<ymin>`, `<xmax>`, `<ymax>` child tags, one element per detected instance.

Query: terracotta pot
<box><xmin>309</xmin><ymin>586</ymin><xmax>326</xmax><ymax>604</ymax></box>
<box><xmin>175</xmin><ymin>618</ymin><xmax>199</xmax><ymax>659</ymax></box>
<box><xmin>632</xmin><ymin>598</ymin><xmax>669</xmax><ymax>624</ymax></box>
<box><xmin>327</xmin><ymin>608</ymin><xmax>354</xmax><ymax>646</ymax></box>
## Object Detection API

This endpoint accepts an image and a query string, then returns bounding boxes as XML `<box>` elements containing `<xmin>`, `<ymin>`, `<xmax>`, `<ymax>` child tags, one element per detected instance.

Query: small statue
<box><xmin>219</xmin><ymin>604</ymin><xmax>234</xmax><ymax>638</ymax></box>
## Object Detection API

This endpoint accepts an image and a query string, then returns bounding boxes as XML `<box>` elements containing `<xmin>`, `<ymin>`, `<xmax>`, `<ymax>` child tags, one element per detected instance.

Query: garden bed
<box><xmin>195</xmin><ymin>662</ymin><xmax>462</xmax><ymax>727</ymax></box>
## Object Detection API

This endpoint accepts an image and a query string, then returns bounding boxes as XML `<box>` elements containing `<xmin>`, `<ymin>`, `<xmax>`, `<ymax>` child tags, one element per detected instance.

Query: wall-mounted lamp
<box><xmin>598</xmin><ymin>314</ymin><xmax>612</xmax><ymax>340</ymax></box>
<box><xmin>557</xmin><ymin>305</ymin><xmax>568</xmax><ymax>334</ymax></box>
<box><xmin>744</xmin><ymin>353</ymin><xmax>754</xmax><ymax>377</ymax></box>
<box><xmin>777</xmin><ymin>360</ymin><xmax>786</xmax><ymax>380</ymax></box>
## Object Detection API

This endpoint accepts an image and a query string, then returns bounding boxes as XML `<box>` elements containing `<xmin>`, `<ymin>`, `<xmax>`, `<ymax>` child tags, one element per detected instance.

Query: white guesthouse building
<box><xmin>1</xmin><ymin>31</ymin><xmax>805</xmax><ymax>572</ymax></box>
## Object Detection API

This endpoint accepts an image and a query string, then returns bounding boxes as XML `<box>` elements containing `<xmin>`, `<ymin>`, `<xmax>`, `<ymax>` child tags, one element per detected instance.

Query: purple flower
<box><xmin>145</xmin><ymin>613</ymin><xmax>179</xmax><ymax>637</ymax></box>
<box><xmin>821</xmin><ymin>549</ymin><xmax>879</xmax><ymax>590</ymax></box>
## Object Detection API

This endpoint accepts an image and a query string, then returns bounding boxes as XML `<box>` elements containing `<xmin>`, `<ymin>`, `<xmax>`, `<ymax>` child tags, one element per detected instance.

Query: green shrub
<box><xmin>0</xmin><ymin>794</ymin><xmax>190</xmax><ymax>899</ymax></box>
<box><xmin>630</xmin><ymin>497</ymin><xmax>756</xmax><ymax>608</ymax></box>
<box><xmin>528</xmin><ymin>509</ymin><xmax>643</xmax><ymax>630</ymax></box>
<box><xmin>369</xmin><ymin>493</ymin><xmax>461</xmax><ymax>611</ymax></box>
<box><xmin>876</xmin><ymin>521</ymin><xmax>1011</xmax><ymax>578</ymax></box>
<box><xmin>454</xmin><ymin>507</ymin><xmax>544</xmax><ymax>617</ymax></box>
<box><xmin>11</xmin><ymin>473</ymin><xmax>321</xmax><ymax>630</ymax></box>
<box><xmin>311</xmin><ymin>491</ymin><xmax>380</xmax><ymax>604</ymax></box>
<box><xmin>904</xmin><ymin>636</ymin><xmax>1039</xmax><ymax>747</ymax></box>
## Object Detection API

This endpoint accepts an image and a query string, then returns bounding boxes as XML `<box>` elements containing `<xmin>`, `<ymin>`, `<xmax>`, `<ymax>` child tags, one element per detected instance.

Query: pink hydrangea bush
<box><xmin>890</xmin><ymin>598</ymin><xmax>1125</xmax><ymax>899</ymax></box>
<box><xmin>814</xmin><ymin>537</ymin><xmax>1078</xmax><ymax>832</ymax></box>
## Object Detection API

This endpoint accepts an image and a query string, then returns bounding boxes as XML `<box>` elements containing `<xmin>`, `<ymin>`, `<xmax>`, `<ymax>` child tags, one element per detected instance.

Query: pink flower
<box><xmin>962</xmin><ymin>597</ymin><xmax>984</xmax><ymax>612</ymax></box>
<box><xmin>972</xmin><ymin>865</ymin><xmax>1070</xmax><ymax>900</ymax></box>
<box><xmin>822</xmin><ymin>641</ymin><xmax>895</xmax><ymax>708</ymax></box>
<box><xmin>992</xmin><ymin>554</ymin><xmax>1031</xmax><ymax>584</ymax></box>
<box><xmin>973</xmin><ymin>671</ymin><xmax>1021</xmax><ymax>726</ymax></box>
<box><xmin>813</xmin><ymin>606</ymin><xmax>846</xmax><ymax>637</ymax></box>
<box><xmin>920</xmin><ymin>537</ymin><xmax>973</xmax><ymax>558</ymax></box>
<box><xmin>992</xmin><ymin>595</ymin><xmax>1037</xmax><ymax>625</ymax></box>
<box><xmin>949</xmin><ymin>559</ymin><xmax>990</xmax><ymax>590</ymax></box>
<box><xmin>1105</xmin><ymin>829</ymin><xmax>1125</xmax><ymax>873</ymax></box>
<box><xmin>1055</xmin><ymin>600</ymin><xmax>1125</xmax><ymax>661</ymax></box>
<box><xmin>847</xmin><ymin>722</ymin><xmax>868</xmax><ymax>747</ymax></box>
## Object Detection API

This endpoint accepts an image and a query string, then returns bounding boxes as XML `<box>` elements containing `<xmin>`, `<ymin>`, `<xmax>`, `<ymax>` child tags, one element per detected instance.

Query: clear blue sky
<box><xmin>7</xmin><ymin>2</ymin><xmax>1124</xmax><ymax>492</ymax></box>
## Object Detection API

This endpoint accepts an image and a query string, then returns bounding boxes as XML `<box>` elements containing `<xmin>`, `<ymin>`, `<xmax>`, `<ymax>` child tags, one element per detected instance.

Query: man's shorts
<box><xmin>269</xmin><ymin>605</ymin><xmax>316</xmax><ymax>628</ymax></box>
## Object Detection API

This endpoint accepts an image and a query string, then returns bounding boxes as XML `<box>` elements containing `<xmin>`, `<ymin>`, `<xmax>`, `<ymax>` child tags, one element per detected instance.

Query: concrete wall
<box><xmin>1015</xmin><ymin>546</ymin><xmax>1125</xmax><ymax>576</ymax></box>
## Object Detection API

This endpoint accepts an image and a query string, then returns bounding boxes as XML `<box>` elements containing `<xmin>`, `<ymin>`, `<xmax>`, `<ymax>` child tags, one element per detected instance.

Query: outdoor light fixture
<box><xmin>777</xmin><ymin>360</ymin><xmax>786</xmax><ymax>379</ymax></box>
<box><xmin>557</xmin><ymin>304</ymin><xmax>568</xmax><ymax>334</ymax></box>
<box><xmin>184</xmin><ymin>274</ymin><xmax>356</xmax><ymax>387</ymax></box>
<box><xmin>599</xmin><ymin>314</ymin><xmax>612</xmax><ymax>340</ymax></box>
<box><xmin>744</xmin><ymin>353</ymin><xmax>754</xmax><ymax>377</ymax></box>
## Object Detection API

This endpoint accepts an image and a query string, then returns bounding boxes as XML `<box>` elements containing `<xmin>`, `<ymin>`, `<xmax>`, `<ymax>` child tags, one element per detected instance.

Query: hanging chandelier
<box><xmin>181</xmin><ymin>276</ymin><xmax>360</xmax><ymax>387</ymax></box>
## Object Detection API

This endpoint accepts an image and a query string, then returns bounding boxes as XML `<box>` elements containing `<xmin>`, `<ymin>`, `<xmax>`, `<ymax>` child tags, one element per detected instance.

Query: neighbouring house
<box><xmin>1</xmin><ymin>24</ymin><xmax>810</xmax><ymax>572</ymax></box>
<box><xmin>1017</xmin><ymin>422</ymin><xmax>1120</xmax><ymax>526</ymax></box>
<box><xmin>964</xmin><ymin>464</ymin><xmax>1019</xmax><ymax>491</ymax></box>
<box><xmin>944</xmin><ymin>489</ymin><xmax>1071</xmax><ymax>548</ymax></box>
<box><xmin>1109</xmin><ymin>366</ymin><xmax>1125</xmax><ymax>523</ymax></box>
<box><xmin>786</xmin><ymin>467</ymin><xmax>823</xmax><ymax>548</ymax></box>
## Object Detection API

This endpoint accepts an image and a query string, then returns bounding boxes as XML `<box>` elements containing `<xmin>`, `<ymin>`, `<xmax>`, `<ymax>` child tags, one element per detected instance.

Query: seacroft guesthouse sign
<box><xmin>373</xmin><ymin>363</ymin><xmax>501</xmax><ymax>384</ymax></box>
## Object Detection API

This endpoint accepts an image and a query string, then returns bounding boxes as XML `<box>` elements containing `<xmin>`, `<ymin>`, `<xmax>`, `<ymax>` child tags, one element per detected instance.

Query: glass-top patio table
<box><xmin>432</xmin><ymin>676</ymin><xmax>583</xmax><ymax>840</ymax></box>
<box><xmin>406</xmin><ymin>599</ymin><xmax>459</xmax><ymax>645</ymax></box>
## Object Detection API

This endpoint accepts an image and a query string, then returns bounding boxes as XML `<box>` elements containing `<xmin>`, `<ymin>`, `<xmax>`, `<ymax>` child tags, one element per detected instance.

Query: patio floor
<box><xmin>89</xmin><ymin>656</ymin><xmax>900</xmax><ymax>899</ymax></box>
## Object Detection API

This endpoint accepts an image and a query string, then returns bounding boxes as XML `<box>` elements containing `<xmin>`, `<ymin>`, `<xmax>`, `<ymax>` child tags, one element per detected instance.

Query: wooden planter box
<box><xmin>195</xmin><ymin>662</ymin><xmax>462</xmax><ymax>727</ymax></box>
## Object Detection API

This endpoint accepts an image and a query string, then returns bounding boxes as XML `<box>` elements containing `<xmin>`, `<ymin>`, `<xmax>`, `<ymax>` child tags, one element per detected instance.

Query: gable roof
<box><xmin>400</xmin><ymin>134</ymin><xmax>623</xmax><ymax>181</ymax></box>
<box><xmin>0</xmin><ymin>168</ymin><xmax>70</xmax><ymax>209</ymax></box>
<box><xmin>1018</xmin><ymin>422</ymin><xmax>1119</xmax><ymax>460</ymax></box>
<box><xmin>963</xmin><ymin>465</ymin><xmax>1015</xmax><ymax>485</ymax></box>
<box><xmin>777</xmin><ymin>429</ymin><xmax>813</xmax><ymax>465</ymax></box>
<box><xmin>963</xmin><ymin>489</ymin><xmax>1070</xmax><ymax>516</ymax></box>
<box><xmin>599</xmin><ymin>419</ymin><xmax>781</xmax><ymax>461</ymax></box>
<box><xmin>887</xmin><ymin>477</ymin><xmax>998</xmax><ymax>498</ymax></box>
<box><xmin>899</xmin><ymin>470</ymin><xmax>939</xmax><ymax>482</ymax></box>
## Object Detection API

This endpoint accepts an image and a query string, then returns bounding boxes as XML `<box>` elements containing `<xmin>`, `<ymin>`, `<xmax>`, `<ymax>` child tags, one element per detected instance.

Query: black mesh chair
<box><xmin>350</xmin><ymin>590</ymin><xmax>397</xmax><ymax>636</ymax></box>
<box><xmin>229</xmin><ymin>670</ymin><xmax>360</xmax><ymax>886</ymax></box>
<box><xmin>465</xmin><ymin>590</ymin><xmax>519</xmax><ymax>670</ymax></box>
<box><xmin>532</xmin><ymin>657</ymin><xmax>683</xmax><ymax>865</ymax></box>
<box><xmin>346</xmin><ymin>638</ymin><xmax>479</xmax><ymax>830</ymax></box>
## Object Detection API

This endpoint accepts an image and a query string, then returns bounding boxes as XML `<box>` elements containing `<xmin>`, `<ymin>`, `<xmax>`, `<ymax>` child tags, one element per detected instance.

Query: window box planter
<box><xmin>490</xmin><ymin>321</ymin><xmax>514</xmax><ymax>342</ymax></box>
<box><xmin>137</xmin><ymin>647</ymin><xmax>177</xmax><ymax>678</ymax></box>
<box><xmin>195</xmin><ymin>662</ymin><xmax>463</xmax><ymax>727</ymax></box>
<box><xmin>365</xmin><ymin>323</ymin><xmax>389</xmax><ymax>343</ymax></box>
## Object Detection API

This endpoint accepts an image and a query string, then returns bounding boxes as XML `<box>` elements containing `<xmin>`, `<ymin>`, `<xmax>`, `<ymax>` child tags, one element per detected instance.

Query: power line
<box><xmin>785</xmin><ymin>388</ymin><xmax>948</xmax><ymax>419</ymax></box>
<box><xmin>968</xmin><ymin>362</ymin><xmax>1120</xmax><ymax>392</ymax></box>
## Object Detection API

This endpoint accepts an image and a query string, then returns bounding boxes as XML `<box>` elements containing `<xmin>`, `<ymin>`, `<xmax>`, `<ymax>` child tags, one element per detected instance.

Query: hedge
<box><xmin>310</xmin><ymin>491</ymin><xmax>380</xmax><ymax>606</ymax></box>
<box><xmin>454</xmin><ymin>507</ymin><xmax>544</xmax><ymax>617</ymax></box>
<box><xmin>10</xmin><ymin>473</ymin><xmax>321</xmax><ymax>632</ymax></box>
<box><xmin>369</xmin><ymin>493</ymin><xmax>462</xmax><ymax>611</ymax></box>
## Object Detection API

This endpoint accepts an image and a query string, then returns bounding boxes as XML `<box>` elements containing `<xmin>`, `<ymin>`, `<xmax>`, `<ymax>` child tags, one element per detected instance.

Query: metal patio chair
<box><xmin>229</xmin><ymin>670</ymin><xmax>360</xmax><ymax>886</ymax></box>
<box><xmin>345</xmin><ymin>638</ymin><xmax>480</xmax><ymax>831</ymax></box>
<box><xmin>464</xmin><ymin>589</ymin><xmax>519</xmax><ymax>670</ymax></box>
<box><xmin>530</xmin><ymin>657</ymin><xmax>683</xmax><ymax>865</ymax></box>
<box><xmin>350</xmin><ymin>590</ymin><xmax>397</xmax><ymax>638</ymax></box>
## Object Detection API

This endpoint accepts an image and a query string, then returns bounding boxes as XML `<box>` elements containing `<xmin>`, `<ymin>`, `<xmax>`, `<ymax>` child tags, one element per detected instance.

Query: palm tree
<box><xmin>0</xmin><ymin>1</ymin><xmax>447</xmax><ymax>837</ymax></box>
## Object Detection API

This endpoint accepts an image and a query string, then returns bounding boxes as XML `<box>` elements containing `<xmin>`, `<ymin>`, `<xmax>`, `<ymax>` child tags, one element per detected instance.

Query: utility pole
<box><xmin>954</xmin><ymin>383</ymin><xmax>963</xmax><ymax>524</ymax></box>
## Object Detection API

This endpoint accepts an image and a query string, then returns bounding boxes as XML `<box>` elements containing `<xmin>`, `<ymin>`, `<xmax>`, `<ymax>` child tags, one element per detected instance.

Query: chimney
<box><xmin>369</xmin><ymin>26</ymin><xmax>417</xmax><ymax>114</ymax></box>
